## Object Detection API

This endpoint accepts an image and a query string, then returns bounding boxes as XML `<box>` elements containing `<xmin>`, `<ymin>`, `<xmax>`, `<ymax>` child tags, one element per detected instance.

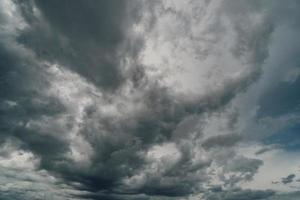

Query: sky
<box><xmin>0</xmin><ymin>0</ymin><xmax>300</xmax><ymax>200</ymax></box>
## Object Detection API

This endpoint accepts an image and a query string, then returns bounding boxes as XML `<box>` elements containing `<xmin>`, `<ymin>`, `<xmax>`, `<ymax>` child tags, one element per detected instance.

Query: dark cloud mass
<box><xmin>204</xmin><ymin>188</ymin><xmax>275</xmax><ymax>200</ymax></box>
<box><xmin>1</xmin><ymin>0</ymin><xmax>300</xmax><ymax>199</ymax></box>
<box><xmin>17</xmin><ymin>0</ymin><xmax>143</xmax><ymax>90</ymax></box>
<box><xmin>281</xmin><ymin>174</ymin><xmax>296</xmax><ymax>184</ymax></box>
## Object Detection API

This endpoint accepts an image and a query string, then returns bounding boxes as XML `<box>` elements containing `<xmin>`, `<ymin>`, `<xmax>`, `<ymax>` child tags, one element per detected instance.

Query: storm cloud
<box><xmin>1</xmin><ymin>0</ymin><xmax>300</xmax><ymax>199</ymax></box>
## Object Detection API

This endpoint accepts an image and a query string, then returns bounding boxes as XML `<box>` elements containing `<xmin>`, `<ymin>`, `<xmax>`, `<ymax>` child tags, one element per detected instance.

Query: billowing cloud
<box><xmin>1</xmin><ymin>0</ymin><xmax>300</xmax><ymax>199</ymax></box>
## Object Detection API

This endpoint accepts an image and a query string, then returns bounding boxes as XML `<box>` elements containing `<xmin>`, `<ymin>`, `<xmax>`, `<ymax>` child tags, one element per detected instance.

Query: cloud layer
<box><xmin>1</xmin><ymin>0</ymin><xmax>300</xmax><ymax>199</ymax></box>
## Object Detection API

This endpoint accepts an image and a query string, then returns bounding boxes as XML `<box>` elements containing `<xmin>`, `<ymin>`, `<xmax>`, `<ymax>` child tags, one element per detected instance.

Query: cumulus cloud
<box><xmin>1</xmin><ymin>0</ymin><xmax>300</xmax><ymax>199</ymax></box>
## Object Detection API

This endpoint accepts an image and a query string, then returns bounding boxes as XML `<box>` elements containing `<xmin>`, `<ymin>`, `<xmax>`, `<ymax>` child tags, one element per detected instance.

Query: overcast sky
<box><xmin>1</xmin><ymin>0</ymin><xmax>300</xmax><ymax>200</ymax></box>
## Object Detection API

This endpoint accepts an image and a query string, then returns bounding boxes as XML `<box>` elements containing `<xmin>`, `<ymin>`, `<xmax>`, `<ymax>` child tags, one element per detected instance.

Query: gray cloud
<box><xmin>281</xmin><ymin>174</ymin><xmax>296</xmax><ymax>184</ymax></box>
<box><xmin>255</xmin><ymin>144</ymin><xmax>282</xmax><ymax>155</ymax></box>
<box><xmin>1</xmin><ymin>0</ymin><xmax>300</xmax><ymax>199</ymax></box>
<box><xmin>202</xmin><ymin>133</ymin><xmax>241</xmax><ymax>149</ymax></box>
<box><xmin>17</xmin><ymin>0</ymin><xmax>144</xmax><ymax>90</ymax></box>
<box><xmin>268</xmin><ymin>191</ymin><xmax>300</xmax><ymax>200</ymax></box>
<box><xmin>204</xmin><ymin>188</ymin><xmax>275</xmax><ymax>200</ymax></box>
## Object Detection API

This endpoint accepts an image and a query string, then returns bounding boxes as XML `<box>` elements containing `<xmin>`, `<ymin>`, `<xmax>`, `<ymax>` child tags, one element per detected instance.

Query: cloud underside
<box><xmin>0</xmin><ymin>0</ymin><xmax>300</xmax><ymax>199</ymax></box>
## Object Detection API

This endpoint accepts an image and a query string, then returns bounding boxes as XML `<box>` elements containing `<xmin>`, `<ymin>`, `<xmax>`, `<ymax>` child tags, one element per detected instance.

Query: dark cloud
<box><xmin>17</xmin><ymin>0</ymin><xmax>144</xmax><ymax>90</ymax></box>
<box><xmin>202</xmin><ymin>134</ymin><xmax>241</xmax><ymax>149</ymax></box>
<box><xmin>268</xmin><ymin>191</ymin><xmax>300</xmax><ymax>200</ymax></box>
<box><xmin>254</xmin><ymin>0</ymin><xmax>300</xmax><ymax>120</ymax></box>
<box><xmin>1</xmin><ymin>0</ymin><xmax>300</xmax><ymax>200</ymax></box>
<box><xmin>204</xmin><ymin>188</ymin><xmax>275</xmax><ymax>200</ymax></box>
<box><xmin>255</xmin><ymin>144</ymin><xmax>282</xmax><ymax>155</ymax></box>
<box><xmin>215</xmin><ymin>156</ymin><xmax>263</xmax><ymax>187</ymax></box>
<box><xmin>281</xmin><ymin>174</ymin><xmax>296</xmax><ymax>184</ymax></box>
